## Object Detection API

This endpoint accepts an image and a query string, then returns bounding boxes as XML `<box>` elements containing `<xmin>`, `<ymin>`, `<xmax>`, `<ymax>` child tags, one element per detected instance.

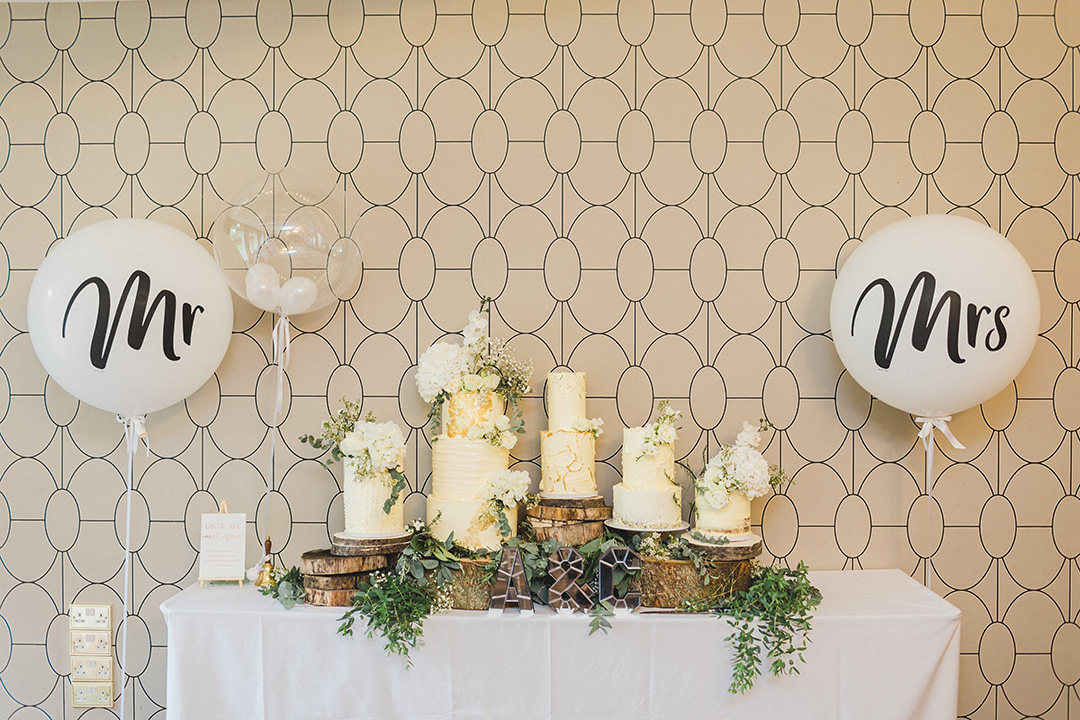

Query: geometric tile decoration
<box><xmin>1</xmin><ymin>2</ymin><xmax>1078</xmax><ymax>718</ymax></box>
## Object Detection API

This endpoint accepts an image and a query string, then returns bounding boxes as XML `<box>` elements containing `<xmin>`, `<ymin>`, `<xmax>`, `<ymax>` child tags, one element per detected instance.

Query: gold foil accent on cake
<box><xmin>443</xmin><ymin>391</ymin><xmax>503</xmax><ymax>438</ymax></box>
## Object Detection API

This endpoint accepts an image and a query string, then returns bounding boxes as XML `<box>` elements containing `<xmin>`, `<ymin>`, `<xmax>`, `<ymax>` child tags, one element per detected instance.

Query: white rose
<box><xmin>704</xmin><ymin>488</ymin><xmax>730</xmax><ymax>510</ymax></box>
<box><xmin>499</xmin><ymin>432</ymin><xmax>517</xmax><ymax>450</ymax></box>
<box><xmin>338</xmin><ymin>433</ymin><xmax>363</xmax><ymax>458</ymax></box>
<box><xmin>657</xmin><ymin>425</ymin><xmax>677</xmax><ymax>444</ymax></box>
<box><xmin>466</xmin><ymin>425</ymin><xmax>483</xmax><ymax>440</ymax></box>
<box><xmin>495</xmin><ymin>415</ymin><xmax>511</xmax><ymax>432</ymax></box>
<box><xmin>482</xmin><ymin>373</ymin><xmax>501</xmax><ymax>391</ymax></box>
<box><xmin>463</xmin><ymin>373</ymin><xmax>483</xmax><ymax>392</ymax></box>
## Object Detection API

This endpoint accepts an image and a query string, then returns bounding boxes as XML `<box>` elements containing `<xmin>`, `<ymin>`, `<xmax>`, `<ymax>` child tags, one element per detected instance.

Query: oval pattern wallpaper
<box><xmin>0</xmin><ymin>0</ymin><xmax>1078</xmax><ymax>718</ymax></box>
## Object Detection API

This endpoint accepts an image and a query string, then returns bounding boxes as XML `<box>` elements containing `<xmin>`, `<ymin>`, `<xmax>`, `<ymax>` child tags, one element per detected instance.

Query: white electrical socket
<box><xmin>70</xmin><ymin>631</ymin><xmax>111</xmax><ymax>656</ymax></box>
<box><xmin>69</xmin><ymin>604</ymin><xmax>111</xmax><ymax>630</ymax></box>
<box><xmin>72</xmin><ymin>682</ymin><xmax>114</xmax><ymax>708</ymax></box>
<box><xmin>71</xmin><ymin>655</ymin><xmax>112</xmax><ymax>681</ymax></box>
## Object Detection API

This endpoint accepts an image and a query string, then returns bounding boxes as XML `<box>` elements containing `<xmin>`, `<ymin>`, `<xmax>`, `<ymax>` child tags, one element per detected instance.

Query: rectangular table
<box><xmin>161</xmin><ymin>569</ymin><xmax>960</xmax><ymax>720</ymax></box>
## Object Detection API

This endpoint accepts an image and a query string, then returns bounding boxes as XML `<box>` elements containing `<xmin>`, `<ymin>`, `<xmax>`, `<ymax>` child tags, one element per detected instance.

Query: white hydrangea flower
<box><xmin>339</xmin><ymin>419</ymin><xmax>406</xmax><ymax>476</ymax></box>
<box><xmin>415</xmin><ymin>341</ymin><xmax>470</xmax><ymax>402</ymax></box>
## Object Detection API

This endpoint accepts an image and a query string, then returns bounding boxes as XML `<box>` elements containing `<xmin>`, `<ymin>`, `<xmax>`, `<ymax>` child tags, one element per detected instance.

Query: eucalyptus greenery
<box><xmin>259</xmin><ymin>566</ymin><xmax>305</xmax><ymax>610</ymax></box>
<box><xmin>338</xmin><ymin>570</ymin><xmax>451</xmax><ymax>668</ymax></box>
<box><xmin>682</xmin><ymin>561</ymin><xmax>821</xmax><ymax>694</ymax></box>
<box><xmin>588</xmin><ymin>600</ymin><xmax>615</xmax><ymax>636</ymax></box>
<box><xmin>578</xmin><ymin>532</ymin><xmax>642</xmax><ymax>598</ymax></box>
<box><xmin>299</xmin><ymin>398</ymin><xmax>364</xmax><ymax>467</ymax></box>
<box><xmin>336</xmin><ymin>522</ymin><xmax>477</xmax><ymax>666</ymax></box>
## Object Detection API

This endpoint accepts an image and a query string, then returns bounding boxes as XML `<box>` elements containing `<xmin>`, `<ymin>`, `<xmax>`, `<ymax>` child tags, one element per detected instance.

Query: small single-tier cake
<box><xmin>540</xmin><ymin>372</ymin><xmax>601</xmax><ymax>496</ymax></box>
<box><xmin>693</xmin><ymin>490</ymin><xmax>751</xmax><ymax>539</ymax></box>
<box><xmin>344</xmin><ymin>455</ymin><xmax>405</xmax><ymax>535</ymax></box>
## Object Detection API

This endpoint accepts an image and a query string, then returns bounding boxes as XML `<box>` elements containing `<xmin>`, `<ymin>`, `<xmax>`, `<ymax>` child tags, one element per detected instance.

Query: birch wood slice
<box><xmin>528</xmin><ymin>518</ymin><xmax>606</xmax><ymax>545</ymax></box>
<box><xmin>628</xmin><ymin>557</ymin><xmax>752</xmax><ymax>608</ymax></box>
<box><xmin>526</xmin><ymin>503</ymin><xmax>613</xmax><ymax>522</ymax></box>
<box><xmin>303</xmin><ymin>572</ymin><xmax>368</xmax><ymax>591</ymax></box>
<box><xmin>304</xmin><ymin>587</ymin><xmax>359</xmax><ymax>607</ymax></box>
<box><xmin>300</xmin><ymin>549</ymin><xmax>389</xmax><ymax>575</ymax></box>
<box><xmin>684</xmin><ymin>533</ymin><xmax>763</xmax><ymax>561</ymax></box>
<box><xmin>331</xmin><ymin>531</ymin><xmax>412</xmax><ymax>557</ymax></box>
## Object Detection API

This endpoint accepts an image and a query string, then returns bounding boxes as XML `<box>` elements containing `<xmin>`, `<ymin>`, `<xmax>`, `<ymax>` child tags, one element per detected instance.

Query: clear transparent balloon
<box><xmin>212</xmin><ymin>182</ymin><xmax>362</xmax><ymax>315</ymax></box>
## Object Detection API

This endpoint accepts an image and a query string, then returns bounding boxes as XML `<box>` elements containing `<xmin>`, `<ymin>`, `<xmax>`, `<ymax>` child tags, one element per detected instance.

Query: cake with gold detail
<box><xmin>612</xmin><ymin>401</ymin><xmax>683</xmax><ymax>530</ymax></box>
<box><xmin>416</xmin><ymin>301</ymin><xmax>532</xmax><ymax>551</ymax></box>
<box><xmin>540</xmin><ymin>372</ymin><xmax>602</xmax><ymax>497</ymax></box>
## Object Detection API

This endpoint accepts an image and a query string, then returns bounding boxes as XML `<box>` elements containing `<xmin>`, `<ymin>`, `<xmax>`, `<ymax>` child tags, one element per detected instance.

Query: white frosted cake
<box><xmin>344</xmin><ymin>456</ymin><xmax>406</xmax><ymax>535</ymax></box>
<box><xmin>540</xmin><ymin>372</ymin><xmax>600</xmax><ymax>496</ymax></box>
<box><xmin>427</xmin><ymin>391</ymin><xmax>518</xmax><ymax>550</ymax></box>
<box><xmin>694</xmin><ymin>490</ymin><xmax>751</xmax><ymax>539</ymax></box>
<box><xmin>612</xmin><ymin>426</ymin><xmax>683</xmax><ymax>529</ymax></box>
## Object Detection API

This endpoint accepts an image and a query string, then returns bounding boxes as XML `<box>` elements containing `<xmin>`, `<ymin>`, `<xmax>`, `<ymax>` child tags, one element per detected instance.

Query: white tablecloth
<box><xmin>160</xmin><ymin>569</ymin><xmax>960</xmax><ymax>720</ymax></box>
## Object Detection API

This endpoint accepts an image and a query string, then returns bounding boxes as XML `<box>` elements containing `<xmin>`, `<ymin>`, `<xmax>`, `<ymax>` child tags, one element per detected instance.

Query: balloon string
<box><xmin>915</xmin><ymin>416</ymin><xmax>965</xmax><ymax>591</ymax></box>
<box><xmin>114</xmin><ymin>414</ymin><xmax>148</xmax><ymax>720</ymax></box>
<box><xmin>265</xmin><ymin>314</ymin><xmax>291</xmax><ymax>544</ymax></box>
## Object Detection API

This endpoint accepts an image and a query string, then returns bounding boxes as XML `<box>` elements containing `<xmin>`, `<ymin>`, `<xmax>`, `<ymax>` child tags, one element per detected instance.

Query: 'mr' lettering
<box><xmin>62</xmin><ymin>270</ymin><xmax>205</xmax><ymax>370</ymax></box>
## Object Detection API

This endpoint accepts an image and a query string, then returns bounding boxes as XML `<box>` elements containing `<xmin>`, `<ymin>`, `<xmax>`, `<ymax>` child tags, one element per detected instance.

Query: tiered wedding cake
<box><xmin>416</xmin><ymin>302</ymin><xmax>532</xmax><ymax>551</ymax></box>
<box><xmin>540</xmin><ymin>372</ymin><xmax>602</xmax><ymax>497</ymax></box>
<box><xmin>612</xmin><ymin>401</ymin><xmax>683</xmax><ymax>530</ymax></box>
<box><xmin>426</xmin><ymin>391</ymin><xmax>521</xmax><ymax>550</ymax></box>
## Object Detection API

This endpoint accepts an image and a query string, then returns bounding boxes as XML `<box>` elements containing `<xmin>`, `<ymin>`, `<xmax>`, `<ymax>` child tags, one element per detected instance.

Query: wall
<box><xmin>0</xmin><ymin>0</ymin><xmax>1078</xmax><ymax>718</ymax></box>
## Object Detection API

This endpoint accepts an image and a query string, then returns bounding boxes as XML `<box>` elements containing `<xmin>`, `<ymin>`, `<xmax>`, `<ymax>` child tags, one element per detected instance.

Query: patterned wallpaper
<box><xmin>0</xmin><ymin>0</ymin><xmax>1078</xmax><ymax>718</ymax></box>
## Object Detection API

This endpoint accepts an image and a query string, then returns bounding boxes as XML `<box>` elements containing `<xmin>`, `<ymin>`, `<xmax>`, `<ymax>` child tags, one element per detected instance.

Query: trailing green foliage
<box><xmin>338</xmin><ymin>571</ymin><xmax>451</xmax><ymax>668</ymax></box>
<box><xmin>588</xmin><ymin>600</ymin><xmax>615</xmax><ymax>636</ymax></box>
<box><xmin>682</xmin><ymin>561</ymin><xmax>821</xmax><ymax>694</ymax></box>
<box><xmin>259</xmin><ymin>566</ymin><xmax>305</xmax><ymax>610</ymax></box>
<box><xmin>577</xmin><ymin>532</ymin><xmax>643</xmax><ymax>597</ymax></box>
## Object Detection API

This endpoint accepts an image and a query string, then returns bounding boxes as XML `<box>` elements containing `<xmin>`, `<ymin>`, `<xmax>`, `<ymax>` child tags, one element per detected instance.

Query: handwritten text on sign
<box><xmin>198</xmin><ymin>513</ymin><xmax>247</xmax><ymax>582</ymax></box>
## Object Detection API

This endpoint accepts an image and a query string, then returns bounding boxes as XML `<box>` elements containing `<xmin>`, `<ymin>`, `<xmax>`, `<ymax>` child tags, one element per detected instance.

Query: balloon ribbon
<box><xmin>115</xmin><ymin>414</ymin><xmax>149</xmax><ymax>720</ymax></box>
<box><xmin>264</xmin><ymin>314</ymin><xmax>292</xmax><ymax>542</ymax></box>
<box><xmin>915</xmin><ymin>416</ymin><xmax>965</xmax><ymax>590</ymax></box>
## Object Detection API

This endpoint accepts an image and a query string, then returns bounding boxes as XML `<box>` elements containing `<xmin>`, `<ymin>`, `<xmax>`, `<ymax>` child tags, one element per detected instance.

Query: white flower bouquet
<box><xmin>572</xmin><ymin>416</ymin><xmax>604</xmax><ymax>438</ymax></box>
<box><xmin>415</xmin><ymin>298</ymin><xmax>533</xmax><ymax>441</ymax></box>
<box><xmin>479</xmin><ymin>468</ymin><xmax>531</xmax><ymax>538</ymax></box>
<box><xmin>695</xmin><ymin>420</ymin><xmax>786</xmax><ymax>510</ymax></box>
<box><xmin>300</xmin><ymin>405</ymin><xmax>409</xmax><ymax>515</ymax></box>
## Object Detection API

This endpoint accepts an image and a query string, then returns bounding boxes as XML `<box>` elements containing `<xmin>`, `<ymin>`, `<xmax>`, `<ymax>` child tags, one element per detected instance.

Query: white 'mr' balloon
<box><xmin>829</xmin><ymin>214</ymin><xmax>1039</xmax><ymax>418</ymax></box>
<box><xmin>27</xmin><ymin>218</ymin><xmax>234</xmax><ymax>417</ymax></box>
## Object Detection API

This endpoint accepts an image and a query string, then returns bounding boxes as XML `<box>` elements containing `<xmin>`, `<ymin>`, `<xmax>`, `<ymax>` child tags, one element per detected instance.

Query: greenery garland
<box><xmin>262</xmin><ymin>524</ymin><xmax>820</xmax><ymax>693</ymax></box>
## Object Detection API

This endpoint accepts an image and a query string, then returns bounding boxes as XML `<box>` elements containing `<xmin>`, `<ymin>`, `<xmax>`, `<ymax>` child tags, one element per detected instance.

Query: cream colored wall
<box><xmin>0</xmin><ymin>0</ymin><xmax>1077</xmax><ymax>718</ymax></box>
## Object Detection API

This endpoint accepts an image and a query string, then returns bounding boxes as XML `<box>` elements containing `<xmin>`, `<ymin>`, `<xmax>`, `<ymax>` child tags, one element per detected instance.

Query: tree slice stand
<box><xmin>628</xmin><ymin>556</ymin><xmax>753</xmax><ymax>608</ymax></box>
<box><xmin>684</xmin><ymin>533</ymin><xmax>763</xmax><ymax>561</ymax></box>
<box><xmin>439</xmin><ymin>557</ymin><xmax>495</xmax><ymax>611</ymax></box>
<box><xmin>526</xmin><ymin>496</ymin><xmax>611</xmax><ymax>546</ymax></box>
<box><xmin>300</xmin><ymin>549</ymin><xmax>389</xmax><ymax>575</ymax></box>
<box><xmin>331</xmin><ymin>530</ymin><xmax>413</xmax><ymax>557</ymax></box>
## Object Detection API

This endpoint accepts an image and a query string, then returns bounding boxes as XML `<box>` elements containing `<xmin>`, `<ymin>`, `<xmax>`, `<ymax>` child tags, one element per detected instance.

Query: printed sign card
<box><xmin>198</xmin><ymin>507</ymin><xmax>246</xmax><ymax>587</ymax></box>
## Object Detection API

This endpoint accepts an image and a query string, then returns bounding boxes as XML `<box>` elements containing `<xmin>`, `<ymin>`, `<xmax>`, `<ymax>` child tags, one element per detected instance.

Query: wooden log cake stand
<box><xmin>526</xmin><ymin>496</ymin><xmax>612</xmax><ymax>546</ymax></box>
<box><xmin>629</xmin><ymin>534</ymin><xmax>763</xmax><ymax>609</ymax></box>
<box><xmin>300</xmin><ymin>549</ymin><xmax>391</xmax><ymax>607</ymax></box>
<box><xmin>444</xmin><ymin>558</ymin><xmax>495</xmax><ymax>611</ymax></box>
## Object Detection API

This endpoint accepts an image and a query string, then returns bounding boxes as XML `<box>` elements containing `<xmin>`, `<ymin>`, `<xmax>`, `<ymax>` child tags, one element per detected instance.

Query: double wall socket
<box><xmin>71</xmin><ymin>682</ymin><xmax>113</xmax><ymax>708</ymax></box>
<box><xmin>69</xmin><ymin>604</ymin><xmax>111</xmax><ymax>630</ymax></box>
<box><xmin>70</xmin><ymin>631</ymin><xmax>111</xmax><ymax>655</ymax></box>
<box><xmin>71</xmin><ymin>655</ymin><xmax>112</xmax><ymax>681</ymax></box>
